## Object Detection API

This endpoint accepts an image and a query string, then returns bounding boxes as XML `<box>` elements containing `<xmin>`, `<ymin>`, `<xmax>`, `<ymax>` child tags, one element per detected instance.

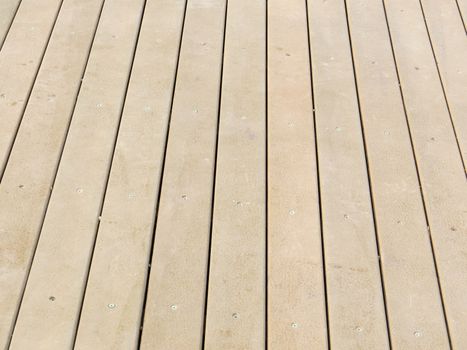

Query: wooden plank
<box><xmin>0</xmin><ymin>0</ymin><xmax>63</xmax><ymax>174</ymax></box>
<box><xmin>345</xmin><ymin>0</ymin><xmax>451</xmax><ymax>348</ymax></box>
<box><xmin>7</xmin><ymin>0</ymin><xmax>146</xmax><ymax>348</ymax></box>
<box><xmin>0</xmin><ymin>0</ymin><xmax>21</xmax><ymax>47</ymax></box>
<box><xmin>456</xmin><ymin>0</ymin><xmax>467</xmax><ymax>26</ymax></box>
<box><xmin>267</xmin><ymin>0</ymin><xmax>327</xmax><ymax>348</ymax></box>
<box><xmin>203</xmin><ymin>0</ymin><xmax>266</xmax><ymax>348</ymax></box>
<box><xmin>384</xmin><ymin>0</ymin><xmax>467</xmax><ymax>347</ymax></box>
<box><xmin>139</xmin><ymin>0</ymin><xmax>226</xmax><ymax>348</ymax></box>
<box><xmin>0</xmin><ymin>0</ymin><xmax>104</xmax><ymax>347</ymax></box>
<box><xmin>73</xmin><ymin>0</ymin><xmax>187</xmax><ymax>348</ymax></box>
<box><xmin>420</xmin><ymin>0</ymin><xmax>467</xmax><ymax>172</ymax></box>
<box><xmin>307</xmin><ymin>0</ymin><xmax>390</xmax><ymax>348</ymax></box>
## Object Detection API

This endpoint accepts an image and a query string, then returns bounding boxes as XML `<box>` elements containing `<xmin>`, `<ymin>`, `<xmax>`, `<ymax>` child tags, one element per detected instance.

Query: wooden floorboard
<box><xmin>308</xmin><ymin>0</ymin><xmax>390</xmax><ymax>347</ymax></box>
<box><xmin>140</xmin><ymin>0</ymin><xmax>225</xmax><ymax>348</ymax></box>
<box><xmin>8</xmin><ymin>0</ymin><xmax>145</xmax><ymax>347</ymax></box>
<box><xmin>74</xmin><ymin>0</ymin><xmax>186</xmax><ymax>348</ymax></box>
<box><xmin>0</xmin><ymin>0</ymin><xmax>21</xmax><ymax>48</ymax></box>
<box><xmin>203</xmin><ymin>0</ymin><xmax>266</xmax><ymax>348</ymax></box>
<box><xmin>0</xmin><ymin>0</ymin><xmax>63</xmax><ymax>175</ymax></box>
<box><xmin>1</xmin><ymin>0</ymin><xmax>466</xmax><ymax>348</ymax></box>
<box><xmin>346</xmin><ymin>0</ymin><xmax>450</xmax><ymax>347</ymax></box>
<box><xmin>0</xmin><ymin>0</ymin><xmax>104</xmax><ymax>347</ymax></box>
<box><xmin>420</xmin><ymin>0</ymin><xmax>467</xmax><ymax>173</ymax></box>
<box><xmin>267</xmin><ymin>0</ymin><xmax>327</xmax><ymax>348</ymax></box>
<box><xmin>384</xmin><ymin>0</ymin><xmax>467</xmax><ymax>347</ymax></box>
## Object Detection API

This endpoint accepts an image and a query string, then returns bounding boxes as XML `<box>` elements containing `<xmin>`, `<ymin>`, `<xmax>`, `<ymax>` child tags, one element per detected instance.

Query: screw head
<box><xmin>108</xmin><ymin>303</ymin><xmax>116</xmax><ymax>309</ymax></box>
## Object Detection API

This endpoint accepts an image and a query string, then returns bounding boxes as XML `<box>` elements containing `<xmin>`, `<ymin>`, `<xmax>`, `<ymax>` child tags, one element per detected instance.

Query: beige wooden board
<box><xmin>0</xmin><ymin>0</ymin><xmax>21</xmax><ymax>47</ymax></box>
<box><xmin>0</xmin><ymin>0</ymin><xmax>104</xmax><ymax>347</ymax></box>
<box><xmin>420</xmin><ymin>0</ymin><xmax>467</xmax><ymax>173</ymax></box>
<box><xmin>457</xmin><ymin>0</ymin><xmax>467</xmax><ymax>26</ymax></box>
<box><xmin>384</xmin><ymin>0</ymin><xmax>467</xmax><ymax>347</ymax></box>
<box><xmin>8</xmin><ymin>0</ymin><xmax>146</xmax><ymax>348</ymax></box>
<box><xmin>307</xmin><ymin>0</ymin><xmax>390</xmax><ymax>348</ymax></box>
<box><xmin>267</xmin><ymin>0</ymin><xmax>327</xmax><ymax>348</ymax></box>
<box><xmin>73</xmin><ymin>0</ymin><xmax>186</xmax><ymax>348</ymax></box>
<box><xmin>139</xmin><ymin>1</ymin><xmax>225</xmax><ymax>348</ymax></box>
<box><xmin>203</xmin><ymin>0</ymin><xmax>266</xmax><ymax>348</ymax></box>
<box><xmin>0</xmin><ymin>0</ymin><xmax>62</xmax><ymax>174</ymax></box>
<box><xmin>346</xmin><ymin>0</ymin><xmax>451</xmax><ymax>348</ymax></box>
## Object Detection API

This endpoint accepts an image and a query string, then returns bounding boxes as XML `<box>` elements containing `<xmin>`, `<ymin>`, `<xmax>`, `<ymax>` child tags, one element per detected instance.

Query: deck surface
<box><xmin>0</xmin><ymin>0</ymin><xmax>466</xmax><ymax>349</ymax></box>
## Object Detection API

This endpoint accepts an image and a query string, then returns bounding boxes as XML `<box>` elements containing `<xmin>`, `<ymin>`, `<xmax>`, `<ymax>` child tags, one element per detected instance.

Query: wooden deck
<box><xmin>0</xmin><ymin>0</ymin><xmax>466</xmax><ymax>348</ymax></box>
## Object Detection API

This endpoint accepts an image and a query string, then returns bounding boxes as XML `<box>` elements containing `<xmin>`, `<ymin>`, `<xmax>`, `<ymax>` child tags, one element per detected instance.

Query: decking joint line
<box><xmin>0</xmin><ymin>0</ymin><xmax>23</xmax><ymax>51</ymax></box>
<box><xmin>343</xmin><ymin>0</ymin><xmax>393</xmax><ymax>347</ymax></box>
<box><xmin>5</xmin><ymin>0</ymin><xmax>106</xmax><ymax>346</ymax></box>
<box><xmin>135</xmin><ymin>0</ymin><xmax>189</xmax><ymax>346</ymax></box>
<box><xmin>381</xmin><ymin>0</ymin><xmax>454</xmax><ymax>347</ymax></box>
<box><xmin>0</xmin><ymin>0</ymin><xmax>66</xmax><ymax>182</ymax></box>
<box><xmin>304</xmin><ymin>0</ymin><xmax>330</xmax><ymax>347</ymax></box>
<box><xmin>71</xmin><ymin>0</ymin><xmax>149</xmax><ymax>346</ymax></box>
<box><xmin>265</xmin><ymin>0</ymin><xmax>269</xmax><ymax>348</ymax></box>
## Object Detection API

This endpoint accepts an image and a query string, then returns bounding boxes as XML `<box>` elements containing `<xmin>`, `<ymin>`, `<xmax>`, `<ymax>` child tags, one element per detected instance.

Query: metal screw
<box><xmin>414</xmin><ymin>331</ymin><xmax>422</xmax><ymax>337</ymax></box>
<box><xmin>76</xmin><ymin>188</ymin><xmax>83</xmax><ymax>193</ymax></box>
<box><xmin>289</xmin><ymin>209</ymin><xmax>295</xmax><ymax>216</ymax></box>
<box><xmin>108</xmin><ymin>303</ymin><xmax>116</xmax><ymax>309</ymax></box>
<box><xmin>355</xmin><ymin>326</ymin><xmax>363</xmax><ymax>333</ymax></box>
<box><xmin>170</xmin><ymin>304</ymin><xmax>177</xmax><ymax>310</ymax></box>
<box><xmin>291</xmin><ymin>322</ymin><xmax>298</xmax><ymax>329</ymax></box>
<box><xmin>232</xmin><ymin>313</ymin><xmax>239</xmax><ymax>319</ymax></box>
<box><xmin>49</xmin><ymin>296</ymin><xmax>56</xmax><ymax>301</ymax></box>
